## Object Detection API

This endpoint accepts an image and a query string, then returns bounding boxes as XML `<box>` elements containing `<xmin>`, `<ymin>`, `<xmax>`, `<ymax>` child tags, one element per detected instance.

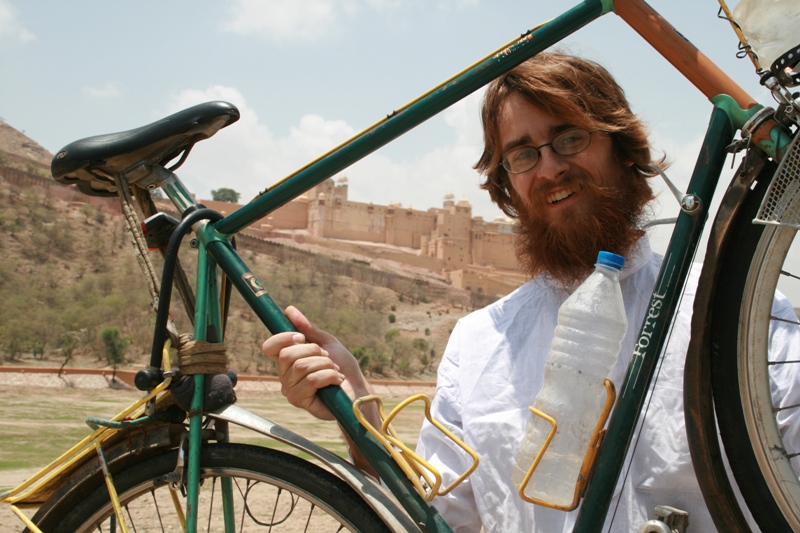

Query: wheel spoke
<box><xmin>770</xmin><ymin>314</ymin><xmax>800</xmax><ymax>326</ymax></box>
<box><xmin>33</xmin><ymin>444</ymin><xmax>389</xmax><ymax>532</ymax></box>
<box><xmin>149</xmin><ymin>488</ymin><xmax>165</xmax><ymax>532</ymax></box>
<box><xmin>304</xmin><ymin>503</ymin><xmax>314</xmax><ymax>532</ymax></box>
<box><xmin>124</xmin><ymin>503</ymin><xmax>136</xmax><ymax>533</ymax></box>
<box><xmin>775</xmin><ymin>402</ymin><xmax>800</xmax><ymax>413</ymax></box>
<box><xmin>207</xmin><ymin>476</ymin><xmax>216</xmax><ymax>533</ymax></box>
<box><xmin>780</xmin><ymin>269</ymin><xmax>800</xmax><ymax>281</ymax></box>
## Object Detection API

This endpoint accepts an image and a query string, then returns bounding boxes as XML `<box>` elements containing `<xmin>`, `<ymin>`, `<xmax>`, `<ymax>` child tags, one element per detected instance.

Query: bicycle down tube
<box><xmin>182</xmin><ymin>1</ymin><xmax>775</xmax><ymax>531</ymax></box>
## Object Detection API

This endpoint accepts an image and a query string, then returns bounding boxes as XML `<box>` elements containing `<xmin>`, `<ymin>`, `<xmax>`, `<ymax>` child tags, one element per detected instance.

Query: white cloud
<box><xmin>222</xmin><ymin>0</ymin><xmax>337</xmax><ymax>42</ymax></box>
<box><xmin>221</xmin><ymin>0</ymin><xmax>479</xmax><ymax>42</ymax></box>
<box><xmin>164</xmin><ymin>85</ymin><xmax>500</xmax><ymax>220</ymax></box>
<box><xmin>0</xmin><ymin>0</ymin><xmax>35</xmax><ymax>42</ymax></box>
<box><xmin>82</xmin><ymin>82</ymin><xmax>123</xmax><ymax>99</ymax></box>
<box><xmin>362</xmin><ymin>0</ymin><xmax>477</xmax><ymax>10</ymax></box>
<box><xmin>282</xmin><ymin>114</ymin><xmax>356</xmax><ymax>158</ymax></box>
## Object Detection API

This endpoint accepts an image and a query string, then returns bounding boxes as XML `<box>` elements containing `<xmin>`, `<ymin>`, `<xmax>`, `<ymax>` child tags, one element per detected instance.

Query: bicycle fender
<box><xmin>207</xmin><ymin>404</ymin><xmax>424</xmax><ymax>533</ymax></box>
<box><xmin>684</xmin><ymin>149</ymin><xmax>770</xmax><ymax>533</ymax></box>
<box><xmin>24</xmin><ymin>422</ymin><xmax>185</xmax><ymax>525</ymax></box>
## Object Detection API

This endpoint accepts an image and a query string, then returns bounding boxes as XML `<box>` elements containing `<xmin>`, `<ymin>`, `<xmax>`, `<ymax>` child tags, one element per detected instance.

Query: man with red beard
<box><xmin>262</xmin><ymin>53</ymin><xmax>798</xmax><ymax>531</ymax></box>
<box><xmin>475</xmin><ymin>54</ymin><xmax>657</xmax><ymax>288</ymax></box>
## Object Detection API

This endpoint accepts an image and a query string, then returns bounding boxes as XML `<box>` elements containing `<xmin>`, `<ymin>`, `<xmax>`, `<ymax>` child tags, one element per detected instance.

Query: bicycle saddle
<box><xmin>51</xmin><ymin>100</ymin><xmax>240</xmax><ymax>197</ymax></box>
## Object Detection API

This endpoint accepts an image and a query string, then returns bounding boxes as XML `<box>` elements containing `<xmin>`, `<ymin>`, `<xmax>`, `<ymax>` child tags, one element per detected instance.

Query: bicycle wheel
<box><xmin>710</xmin><ymin>169</ymin><xmax>800</xmax><ymax>532</ymax></box>
<box><xmin>33</xmin><ymin>443</ymin><xmax>391</xmax><ymax>532</ymax></box>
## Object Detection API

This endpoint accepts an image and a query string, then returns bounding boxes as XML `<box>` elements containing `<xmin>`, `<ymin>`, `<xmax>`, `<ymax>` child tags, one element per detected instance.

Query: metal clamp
<box><xmin>638</xmin><ymin>505</ymin><xmax>690</xmax><ymax>533</ymax></box>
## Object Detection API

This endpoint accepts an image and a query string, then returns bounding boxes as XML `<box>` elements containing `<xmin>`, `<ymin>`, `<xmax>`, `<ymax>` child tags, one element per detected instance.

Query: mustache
<box><xmin>527</xmin><ymin>171</ymin><xmax>617</xmax><ymax>207</ymax></box>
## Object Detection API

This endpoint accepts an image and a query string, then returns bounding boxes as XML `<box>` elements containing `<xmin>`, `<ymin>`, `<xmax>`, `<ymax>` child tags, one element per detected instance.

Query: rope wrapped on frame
<box><xmin>178</xmin><ymin>339</ymin><xmax>228</xmax><ymax>375</ymax></box>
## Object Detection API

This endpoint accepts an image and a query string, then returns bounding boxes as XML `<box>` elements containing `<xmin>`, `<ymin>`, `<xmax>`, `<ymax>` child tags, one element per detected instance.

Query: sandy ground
<box><xmin>0</xmin><ymin>369</ymin><xmax>436</xmax><ymax>530</ymax></box>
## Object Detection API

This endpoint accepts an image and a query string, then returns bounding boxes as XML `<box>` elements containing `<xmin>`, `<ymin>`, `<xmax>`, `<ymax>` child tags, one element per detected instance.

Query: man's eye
<box><xmin>513</xmin><ymin>148</ymin><xmax>537</xmax><ymax>162</ymax></box>
<box><xmin>556</xmin><ymin>131</ymin><xmax>586</xmax><ymax>149</ymax></box>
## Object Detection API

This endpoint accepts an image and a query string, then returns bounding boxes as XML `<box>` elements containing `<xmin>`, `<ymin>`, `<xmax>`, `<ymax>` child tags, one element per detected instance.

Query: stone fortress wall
<box><xmin>0</xmin><ymin>156</ymin><xmax>524</xmax><ymax>297</ymax></box>
<box><xmin>203</xmin><ymin>176</ymin><xmax>528</xmax><ymax>297</ymax></box>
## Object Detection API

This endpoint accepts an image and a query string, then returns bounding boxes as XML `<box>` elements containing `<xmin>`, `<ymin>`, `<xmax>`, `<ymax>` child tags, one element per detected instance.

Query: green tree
<box><xmin>100</xmin><ymin>327</ymin><xmax>129</xmax><ymax>381</ymax></box>
<box><xmin>58</xmin><ymin>332</ymin><xmax>79</xmax><ymax>377</ymax></box>
<box><xmin>211</xmin><ymin>188</ymin><xmax>240</xmax><ymax>203</ymax></box>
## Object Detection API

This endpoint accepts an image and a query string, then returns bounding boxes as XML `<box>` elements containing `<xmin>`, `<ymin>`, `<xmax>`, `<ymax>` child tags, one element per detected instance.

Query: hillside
<box><xmin>0</xmin><ymin>120</ymin><xmax>51</xmax><ymax>174</ymax></box>
<box><xmin>0</xmin><ymin>120</ymin><xmax>481</xmax><ymax>379</ymax></box>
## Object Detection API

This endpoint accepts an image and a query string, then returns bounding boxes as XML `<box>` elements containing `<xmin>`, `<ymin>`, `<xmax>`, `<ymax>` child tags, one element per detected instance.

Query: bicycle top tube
<box><xmin>613</xmin><ymin>0</ymin><xmax>756</xmax><ymax>110</ymax></box>
<box><xmin>47</xmin><ymin>1</ymin><xmax>756</xmax><ymax>236</ymax></box>
<box><xmin>213</xmin><ymin>0</ymin><xmax>756</xmax><ymax>239</ymax></box>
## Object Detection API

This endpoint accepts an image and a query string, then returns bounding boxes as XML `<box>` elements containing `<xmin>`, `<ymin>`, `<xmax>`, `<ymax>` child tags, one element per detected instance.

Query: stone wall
<box><xmin>0</xmin><ymin>164</ymin><xmax>120</xmax><ymax>214</ymax></box>
<box><xmin>202</xmin><ymin>176</ymin><xmax>524</xmax><ymax>296</ymax></box>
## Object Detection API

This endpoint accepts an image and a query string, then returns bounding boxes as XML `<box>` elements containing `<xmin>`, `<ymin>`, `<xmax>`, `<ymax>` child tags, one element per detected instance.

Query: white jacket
<box><xmin>416</xmin><ymin>236</ymin><xmax>800</xmax><ymax>532</ymax></box>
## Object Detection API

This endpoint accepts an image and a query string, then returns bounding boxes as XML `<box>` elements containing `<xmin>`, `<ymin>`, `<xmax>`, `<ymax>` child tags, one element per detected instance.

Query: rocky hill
<box><xmin>0</xmin><ymin>120</ymin><xmax>479</xmax><ymax>379</ymax></box>
<box><xmin>0</xmin><ymin>120</ymin><xmax>51</xmax><ymax>174</ymax></box>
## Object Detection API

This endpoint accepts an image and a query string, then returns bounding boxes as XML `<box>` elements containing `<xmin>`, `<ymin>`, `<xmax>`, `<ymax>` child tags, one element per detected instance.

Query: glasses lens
<box><xmin>552</xmin><ymin>129</ymin><xmax>591</xmax><ymax>156</ymax></box>
<box><xmin>503</xmin><ymin>146</ymin><xmax>539</xmax><ymax>173</ymax></box>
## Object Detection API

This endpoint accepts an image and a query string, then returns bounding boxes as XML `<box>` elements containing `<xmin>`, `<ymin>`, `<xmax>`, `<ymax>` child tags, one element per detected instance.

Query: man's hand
<box><xmin>261</xmin><ymin>306</ymin><xmax>373</xmax><ymax>420</ymax></box>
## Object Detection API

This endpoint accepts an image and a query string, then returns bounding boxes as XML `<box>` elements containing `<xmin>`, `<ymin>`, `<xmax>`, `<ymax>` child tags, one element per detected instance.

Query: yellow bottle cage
<box><xmin>518</xmin><ymin>379</ymin><xmax>617</xmax><ymax>511</ymax></box>
<box><xmin>353</xmin><ymin>394</ymin><xmax>479</xmax><ymax>502</ymax></box>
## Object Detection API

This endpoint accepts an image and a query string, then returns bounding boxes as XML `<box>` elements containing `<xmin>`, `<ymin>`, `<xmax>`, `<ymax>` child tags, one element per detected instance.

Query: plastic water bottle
<box><xmin>512</xmin><ymin>251</ymin><xmax>627</xmax><ymax>507</ymax></box>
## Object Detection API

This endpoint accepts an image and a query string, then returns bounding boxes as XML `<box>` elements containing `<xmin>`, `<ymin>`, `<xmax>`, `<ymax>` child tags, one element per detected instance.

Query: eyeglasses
<box><xmin>498</xmin><ymin>128</ymin><xmax>598</xmax><ymax>174</ymax></box>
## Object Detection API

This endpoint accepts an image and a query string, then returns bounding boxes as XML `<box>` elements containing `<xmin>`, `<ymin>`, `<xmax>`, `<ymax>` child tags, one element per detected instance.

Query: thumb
<box><xmin>284</xmin><ymin>306</ymin><xmax>333</xmax><ymax>345</ymax></box>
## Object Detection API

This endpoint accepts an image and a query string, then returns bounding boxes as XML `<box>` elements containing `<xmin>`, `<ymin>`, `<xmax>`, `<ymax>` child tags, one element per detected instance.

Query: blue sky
<box><xmin>0</xmin><ymin>0</ymin><xmax>769</xmax><ymax>251</ymax></box>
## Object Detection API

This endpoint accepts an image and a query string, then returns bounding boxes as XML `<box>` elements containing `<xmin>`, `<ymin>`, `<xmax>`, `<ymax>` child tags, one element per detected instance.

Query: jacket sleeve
<box><xmin>416</xmin><ymin>320</ymin><xmax>483</xmax><ymax>533</ymax></box>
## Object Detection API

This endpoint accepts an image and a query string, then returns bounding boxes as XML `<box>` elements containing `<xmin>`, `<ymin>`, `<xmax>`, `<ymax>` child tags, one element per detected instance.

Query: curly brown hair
<box><xmin>475</xmin><ymin>52</ymin><xmax>661</xmax><ymax>217</ymax></box>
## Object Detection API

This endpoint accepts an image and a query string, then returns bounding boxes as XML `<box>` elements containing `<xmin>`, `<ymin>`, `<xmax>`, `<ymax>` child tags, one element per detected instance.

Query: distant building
<box><xmin>202</xmin><ymin>176</ymin><xmax>527</xmax><ymax>296</ymax></box>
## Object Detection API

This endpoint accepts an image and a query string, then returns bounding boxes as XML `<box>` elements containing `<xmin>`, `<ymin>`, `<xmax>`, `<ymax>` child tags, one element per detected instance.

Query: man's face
<box><xmin>496</xmin><ymin>92</ymin><xmax>649</xmax><ymax>286</ymax></box>
<box><xmin>497</xmin><ymin>92</ymin><xmax>622</xmax><ymax>226</ymax></box>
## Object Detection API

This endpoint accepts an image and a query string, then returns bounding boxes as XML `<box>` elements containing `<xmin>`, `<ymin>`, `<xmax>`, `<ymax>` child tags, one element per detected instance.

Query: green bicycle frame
<box><xmin>169</xmin><ymin>0</ymin><xmax>786</xmax><ymax>531</ymax></box>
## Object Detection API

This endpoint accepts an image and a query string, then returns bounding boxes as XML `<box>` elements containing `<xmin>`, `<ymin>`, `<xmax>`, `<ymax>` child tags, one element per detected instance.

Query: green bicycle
<box><xmin>2</xmin><ymin>0</ymin><xmax>800</xmax><ymax>531</ymax></box>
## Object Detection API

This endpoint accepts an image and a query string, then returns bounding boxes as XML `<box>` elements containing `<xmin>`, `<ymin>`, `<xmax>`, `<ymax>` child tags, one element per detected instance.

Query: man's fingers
<box><xmin>261</xmin><ymin>331</ymin><xmax>305</xmax><ymax>361</ymax></box>
<box><xmin>279</xmin><ymin>352</ymin><xmax>340</xmax><ymax>387</ymax></box>
<box><xmin>281</xmin><ymin>365</ymin><xmax>344</xmax><ymax>420</ymax></box>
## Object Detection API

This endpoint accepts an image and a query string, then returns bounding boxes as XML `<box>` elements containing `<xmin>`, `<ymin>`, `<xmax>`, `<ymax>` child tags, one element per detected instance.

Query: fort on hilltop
<box><xmin>203</xmin><ymin>176</ymin><xmax>527</xmax><ymax>297</ymax></box>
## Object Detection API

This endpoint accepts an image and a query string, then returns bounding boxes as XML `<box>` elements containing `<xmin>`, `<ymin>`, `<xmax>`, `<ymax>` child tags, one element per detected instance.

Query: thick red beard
<box><xmin>513</xmin><ymin>170</ymin><xmax>653</xmax><ymax>289</ymax></box>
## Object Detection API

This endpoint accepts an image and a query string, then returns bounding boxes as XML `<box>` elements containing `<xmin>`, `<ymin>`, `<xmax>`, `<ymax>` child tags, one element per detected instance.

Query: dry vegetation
<box><xmin>0</xmin><ymin>178</ymin><xmax>488</xmax><ymax>379</ymax></box>
<box><xmin>0</xmin><ymin>119</ymin><xmax>505</xmax><ymax>380</ymax></box>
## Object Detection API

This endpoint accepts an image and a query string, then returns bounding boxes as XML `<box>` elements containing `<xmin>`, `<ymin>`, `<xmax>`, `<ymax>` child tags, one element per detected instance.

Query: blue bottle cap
<box><xmin>596</xmin><ymin>251</ymin><xmax>625</xmax><ymax>271</ymax></box>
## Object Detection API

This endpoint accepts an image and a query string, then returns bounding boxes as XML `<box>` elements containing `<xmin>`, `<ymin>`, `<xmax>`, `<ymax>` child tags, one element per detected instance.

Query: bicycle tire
<box><xmin>710</xmin><ymin>172</ymin><xmax>800</xmax><ymax>532</ymax></box>
<box><xmin>32</xmin><ymin>443</ymin><xmax>392</xmax><ymax>532</ymax></box>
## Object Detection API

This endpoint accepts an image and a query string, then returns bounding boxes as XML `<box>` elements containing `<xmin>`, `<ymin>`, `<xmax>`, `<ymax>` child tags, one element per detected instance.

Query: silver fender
<box><xmin>208</xmin><ymin>404</ymin><xmax>422</xmax><ymax>533</ymax></box>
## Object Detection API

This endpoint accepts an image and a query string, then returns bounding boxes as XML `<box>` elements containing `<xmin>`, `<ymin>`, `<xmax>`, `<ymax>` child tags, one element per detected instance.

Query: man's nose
<box><xmin>533</xmin><ymin>145</ymin><xmax>569</xmax><ymax>182</ymax></box>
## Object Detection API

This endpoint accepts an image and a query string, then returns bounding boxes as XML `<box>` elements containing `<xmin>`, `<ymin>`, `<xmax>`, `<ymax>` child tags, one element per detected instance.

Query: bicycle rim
<box><xmin>711</xmin><ymin>176</ymin><xmax>800</xmax><ymax>531</ymax></box>
<box><xmin>38</xmin><ymin>443</ymin><xmax>390</xmax><ymax>533</ymax></box>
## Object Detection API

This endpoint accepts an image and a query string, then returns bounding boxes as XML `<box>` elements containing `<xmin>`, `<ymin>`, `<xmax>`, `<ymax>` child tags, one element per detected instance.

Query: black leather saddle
<box><xmin>51</xmin><ymin>101</ymin><xmax>240</xmax><ymax>196</ymax></box>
